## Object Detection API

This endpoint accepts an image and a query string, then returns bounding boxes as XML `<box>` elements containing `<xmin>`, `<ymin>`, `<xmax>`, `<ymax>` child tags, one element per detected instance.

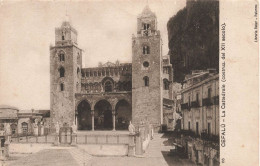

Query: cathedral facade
<box><xmin>50</xmin><ymin>6</ymin><xmax>174</xmax><ymax>131</ymax></box>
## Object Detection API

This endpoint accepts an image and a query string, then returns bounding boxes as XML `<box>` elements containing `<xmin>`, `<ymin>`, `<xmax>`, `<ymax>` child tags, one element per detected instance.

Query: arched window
<box><xmin>0</xmin><ymin>123</ymin><xmax>4</xmax><ymax>131</ymax></box>
<box><xmin>97</xmin><ymin>83</ymin><xmax>101</xmax><ymax>91</ymax></box>
<box><xmin>163</xmin><ymin>79</ymin><xmax>169</xmax><ymax>90</ymax></box>
<box><xmin>126</xmin><ymin>81</ymin><xmax>132</xmax><ymax>91</ymax></box>
<box><xmin>143</xmin><ymin>23</ymin><xmax>150</xmax><ymax>30</ymax></box>
<box><xmin>89</xmin><ymin>84</ymin><xmax>93</xmax><ymax>91</ymax></box>
<box><xmin>85</xmin><ymin>84</ymin><xmax>89</xmax><ymax>90</ymax></box>
<box><xmin>62</xmin><ymin>31</ymin><xmax>65</xmax><ymax>40</ymax></box>
<box><xmin>105</xmin><ymin>81</ymin><xmax>113</xmax><ymax>92</ymax></box>
<box><xmin>11</xmin><ymin>124</ymin><xmax>17</xmax><ymax>135</ymax></box>
<box><xmin>94</xmin><ymin>83</ymin><xmax>98</xmax><ymax>91</ymax></box>
<box><xmin>22</xmin><ymin>122</ymin><xmax>28</xmax><ymax>135</ymax></box>
<box><xmin>59</xmin><ymin>52</ymin><xmax>65</xmax><ymax>61</ymax></box>
<box><xmin>60</xmin><ymin>83</ymin><xmax>64</xmax><ymax>91</ymax></box>
<box><xmin>143</xmin><ymin>45</ymin><xmax>150</xmax><ymax>54</ymax></box>
<box><xmin>208</xmin><ymin>88</ymin><xmax>211</xmax><ymax>99</ymax></box>
<box><xmin>59</xmin><ymin>67</ymin><xmax>65</xmax><ymax>77</ymax></box>
<box><xmin>143</xmin><ymin>76</ymin><xmax>149</xmax><ymax>86</ymax></box>
<box><xmin>196</xmin><ymin>93</ymin><xmax>199</xmax><ymax>103</ymax></box>
<box><xmin>76</xmin><ymin>82</ymin><xmax>79</xmax><ymax>91</ymax></box>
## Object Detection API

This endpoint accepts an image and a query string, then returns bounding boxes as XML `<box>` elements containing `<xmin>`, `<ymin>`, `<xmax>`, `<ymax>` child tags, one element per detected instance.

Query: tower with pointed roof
<box><xmin>132</xmin><ymin>6</ymin><xmax>163</xmax><ymax>129</ymax></box>
<box><xmin>50</xmin><ymin>19</ymin><xmax>82</xmax><ymax>127</ymax></box>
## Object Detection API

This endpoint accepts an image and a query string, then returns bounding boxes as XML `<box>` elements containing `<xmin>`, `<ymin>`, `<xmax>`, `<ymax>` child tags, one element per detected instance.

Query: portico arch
<box><xmin>115</xmin><ymin>99</ymin><xmax>132</xmax><ymax>130</ymax></box>
<box><xmin>94</xmin><ymin>100</ymin><xmax>113</xmax><ymax>130</ymax></box>
<box><xmin>77</xmin><ymin>100</ymin><xmax>92</xmax><ymax>130</ymax></box>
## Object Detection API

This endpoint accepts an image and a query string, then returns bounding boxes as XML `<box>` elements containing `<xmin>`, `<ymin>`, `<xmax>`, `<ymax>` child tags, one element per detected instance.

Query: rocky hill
<box><xmin>167</xmin><ymin>0</ymin><xmax>219</xmax><ymax>83</ymax></box>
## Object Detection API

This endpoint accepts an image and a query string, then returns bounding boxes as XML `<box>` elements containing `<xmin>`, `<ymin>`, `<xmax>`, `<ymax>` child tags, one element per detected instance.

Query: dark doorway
<box><xmin>115</xmin><ymin>100</ymin><xmax>132</xmax><ymax>130</ymax></box>
<box><xmin>94</xmin><ymin>100</ymin><xmax>113</xmax><ymax>130</ymax></box>
<box><xmin>77</xmin><ymin>100</ymin><xmax>92</xmax><ymax>130</ymax></box>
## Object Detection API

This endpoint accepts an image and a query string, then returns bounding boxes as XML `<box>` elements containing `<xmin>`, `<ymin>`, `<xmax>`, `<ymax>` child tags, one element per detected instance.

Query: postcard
<box><xmin>0</xmin><ymin>0</ymin><xmax>258</xmax><ymax>165</ymax></box>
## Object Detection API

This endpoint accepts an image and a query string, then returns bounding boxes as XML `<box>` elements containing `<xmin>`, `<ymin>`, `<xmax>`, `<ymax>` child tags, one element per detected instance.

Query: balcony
<box><xmin>177</xmin><ymin>130</ymin><xmax>219</xmax><ymax>144</ymax></box>
<box><xmin>178</xmin><ymin>130</ymin><xmax>200</xmax><ymax>138</ymax></box>
<box><xmin>213</xmin><ymin>95</ymin><xmax>219</xmax><ymax>105</ymax></box>
<box><xmin>201</xmin><ymin>132</ymin><xmax>219</xmax><ymax>145</ymax></box>
<box><xmin>181</xmin><ymin>103</ymin><xmax>189</xmax><ymax>110</ymax></box>
<box><xmin>191</xmin><ymin>101</ymin><xmax>200</xmax><ymax>108</ymax></box>
<box><xmin>202</xmin><ymin>98</ymin><xmax>213</xmax><ymax>106</ymax></box>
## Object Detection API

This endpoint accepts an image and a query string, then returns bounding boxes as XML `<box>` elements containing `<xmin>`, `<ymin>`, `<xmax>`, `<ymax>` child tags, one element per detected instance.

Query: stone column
<box><xmin>128</xmin><ymin>133</ymin><xmax>135</xmax><ymax>156</ymax></box>
<box><xmin>91</xmin><ymin>110</ymin><xmax>95</xmax><ymax>131</ymax></box>
<box><xmin>135</xmin><ymin>131</ymin><xmax>143</xmax><ymax>155</ymax></box>
<box><xmin>112</xmin><ymin>110</ymin><xmax>116</xmax><ymax>131</ymax></box>
<box><xmin>71</xmin><ymin>133</ymin><xmax>77</xmax><ymax>146</ymax></box>
<box><xmin>76</xmin><ymin>115</ymin><xmax>78</xmax><ymax>130</ymax></box>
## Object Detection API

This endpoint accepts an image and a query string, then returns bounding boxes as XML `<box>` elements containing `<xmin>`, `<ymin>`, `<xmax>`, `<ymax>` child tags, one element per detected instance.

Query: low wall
<box><xmin>8</xmin><ymin>127</ymin><xmax>154</xmax><ymax>157</ymax></box>
<box><xmin>78</xmin><ymin>144</ymin><xmax>128</xmax><ymax>156</ymax></box>
<box><xmin>11</xmin><ymin>135</ymin><xmax>55</xmax><ymax>144</ymax></box>
<box><xmin>75</xmin><ymin>134</ymin><xmax>129</xmax><ymax>145</ymax></box>
<box><xmin>9</xmin><ymin>143</ymin><xmax>53</xmax><ymax>154</ymax></box>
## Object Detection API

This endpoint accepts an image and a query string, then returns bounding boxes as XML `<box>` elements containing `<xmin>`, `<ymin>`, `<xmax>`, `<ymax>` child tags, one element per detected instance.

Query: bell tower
<box><xmin>132</xmin><ymin>6</ymin><xmax>163</xmax><ymax>129</ymax></box>
<box><xmin>50</xmin><ymin>18</ymin><xmax>82</xmax><ymax>127</ymax></box>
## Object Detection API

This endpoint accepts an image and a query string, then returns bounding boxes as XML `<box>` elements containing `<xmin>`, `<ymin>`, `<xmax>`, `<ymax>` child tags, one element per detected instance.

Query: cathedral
<box><xmin>50</xmin><ymin>6</ymin><xmax>174</xmax><ymax>132</ymax></box>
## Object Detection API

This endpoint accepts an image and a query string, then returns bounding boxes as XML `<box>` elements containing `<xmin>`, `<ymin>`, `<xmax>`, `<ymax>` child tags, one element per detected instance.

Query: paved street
<box><xmin>89</xmin><ymin>133</ymin><xmax>195</xmax><ymax>166</ymax></box>
<box><xmin>5</xmin><ymin>149</ymin><xmax>78</xmax><ymax>166</ymax></box>
<box><xmin>3</xmin><ymin>133</ymin><xmax>195</xmax><ymax>166</ymax></box>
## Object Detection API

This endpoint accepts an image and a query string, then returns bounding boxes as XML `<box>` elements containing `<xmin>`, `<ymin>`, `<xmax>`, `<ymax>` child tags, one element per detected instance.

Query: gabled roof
<box><xmin>138</xmin><ymin>5</ymin><xmax>156</xmax><ymax>18</ymax></box>
<box><xmin>102</xmin><ymin>62</ymin><xmax>117</xmax><ymax>67</ymax></box>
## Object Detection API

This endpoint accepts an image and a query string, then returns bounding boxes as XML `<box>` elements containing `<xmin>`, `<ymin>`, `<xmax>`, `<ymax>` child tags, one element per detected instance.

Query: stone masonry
<box><xmin>50</xmin><ymin>6</ymin><xmax>174</xmax><ymax>131</ymax></box>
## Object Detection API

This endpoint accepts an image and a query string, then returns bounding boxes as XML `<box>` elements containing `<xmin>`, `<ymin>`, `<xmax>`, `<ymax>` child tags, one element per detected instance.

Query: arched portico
<box><xmin>94</xmin><ymin>100</ymin><xmax>113</xmax><ymax>130</ymax></box>
<box><xmin>75</xmin><ymin>92</ymin><xmax>132</xmax><ymax>131</ymax></box>
<box><xmin>77</xmin><ymin>100</ymin><xmax>92</xmax><ymax>130</ymax></box>
<box><xmin>115</xmin><ymin>99</ymin><xmax>132</xmax><ymax>130</ymax></box>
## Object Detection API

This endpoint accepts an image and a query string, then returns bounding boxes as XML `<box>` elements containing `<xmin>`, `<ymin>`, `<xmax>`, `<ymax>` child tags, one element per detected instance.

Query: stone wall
<box><xmin>132</xmin><ymin>7</ymin><xmax>163</xmax><ymax>128</ymax></box>
<box><xmin>50</xmin><ymin>37</ymin><xmax>82</xmax><ymax>128</ymax></box>
<box><xmin>81</xmin><ymin>63</ymin><xmax>132</xmax><ymax>93</ymax></box>
<box><xmin>132</xmin><ymin>33</ymin><xmax>162</xmax><ymax>127</ymax></box>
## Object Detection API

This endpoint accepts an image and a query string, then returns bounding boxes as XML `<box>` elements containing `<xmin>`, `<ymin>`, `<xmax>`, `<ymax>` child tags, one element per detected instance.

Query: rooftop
<box><xmin>0</xmin><ymin>105</ymin><xmax>19</xmax><ymax>111</ymax></box>
<box><xmin>138</xmin><ymin>5</ymin><xmax>156</xmax><ymax>18</ymax></box>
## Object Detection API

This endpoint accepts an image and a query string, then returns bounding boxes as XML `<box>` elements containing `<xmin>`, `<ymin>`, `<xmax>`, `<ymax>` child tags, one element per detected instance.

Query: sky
<box><xmin>0</xmin><ymin>0</ymin><xmax>186</xmax><ymax>110</ymax></box>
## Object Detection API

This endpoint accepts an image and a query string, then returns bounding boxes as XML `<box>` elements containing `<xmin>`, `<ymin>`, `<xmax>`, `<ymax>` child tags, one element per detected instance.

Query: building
<box><xmin>179</xmin><ymin>69</ymin><xmax>219</xmax><ymax>165</ymax></box>
<box><xmin>0</xmin><ymin>105</ymin><xmax>50</xmax><ymax>136</ymax></box>
<box><xmin>0</xmin><ymin>105</ymin><xmax>19</xmax><ymax>135</ymax></box>
<box><xmin>50</xmin><ymin>6</ymin><xmax>175</xmax><ymax>131</ymax></box>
